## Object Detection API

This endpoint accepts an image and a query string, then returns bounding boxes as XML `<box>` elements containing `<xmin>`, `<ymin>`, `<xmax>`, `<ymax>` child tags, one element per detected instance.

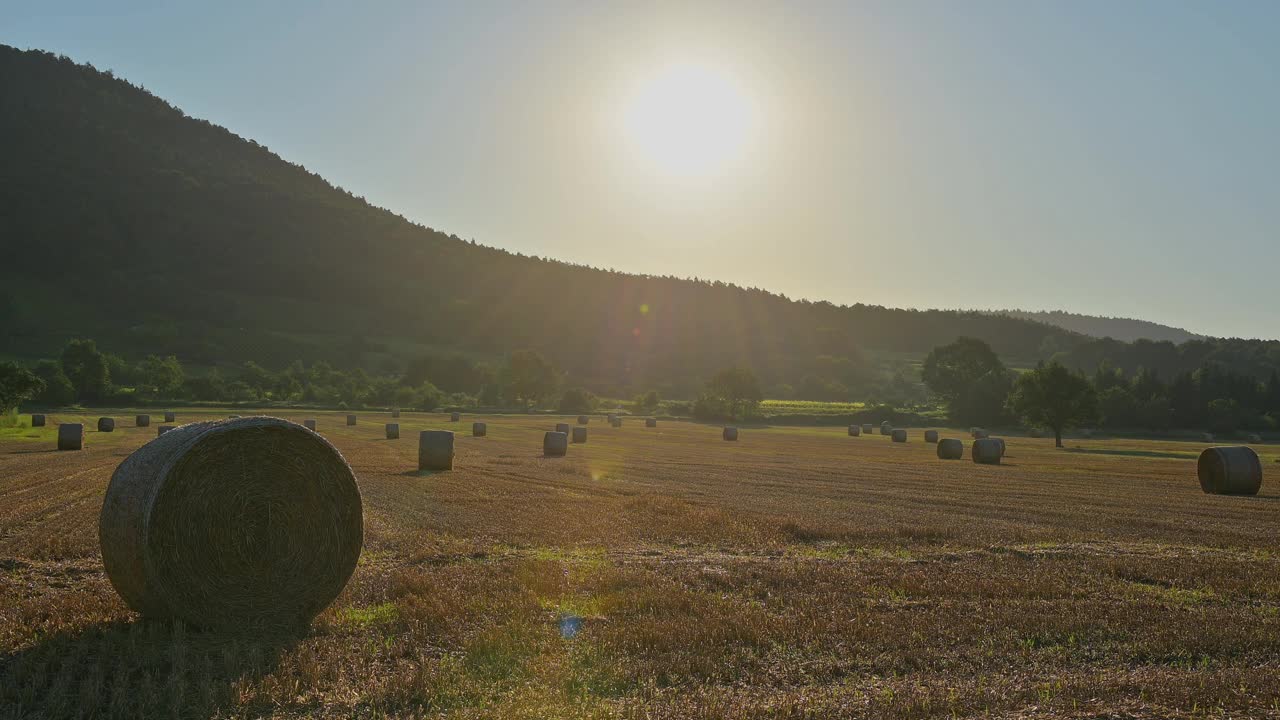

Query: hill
<box><xmin>0</xmin><ymin>45</ymin><xmax>1086</xmax><ymax>396</ymax></box>
<box><xmin>991</xmin><ymin>310</ymin><xmax>1203</xmax><ymax>344</ymax></box>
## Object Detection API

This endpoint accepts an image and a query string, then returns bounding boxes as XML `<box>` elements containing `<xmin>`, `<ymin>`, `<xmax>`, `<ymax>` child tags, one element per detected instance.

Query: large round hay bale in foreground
<box><xmin>346</xmin><ymin>415</ymin><xmax>357</xmax><ymax>426</ymax></box>
<box><xmin>891</xmin><ymin>429</ymin><xmax>907</xmax><ymax>443</ymax></box>
<box><xmin>544</xmin><ymin>431</ymin><xmax>568</xmax><ymax>457</ymax></box>
<box><xmin>972</xmin><ymin>438</ymin><xmax>1002</xmax><ymax>465</ymax></box>
<box><xmin>572</xmin><ymin>427</ymin><xmax>587</xmax><ymax>444</ymax></box>
<box><xmin>937</xmin><ymin>438</ymin><xmax>963</xmax><ymax>460</ymax></box>
<box><xmin>924</xmin><ymin>430</ymin><xmax>939</xmax><ymax>443</ymax></box>
<box><xmin>646</xmin><ymin>418</ymin><xmax>657</xmax><ymax>428</ymax></box>
<box><xmin>99</xmin><ymin>417</ymin><xmax>363</xmax><ymax>632</ymax></box>
<box><xmin>136</xmin><ymin>415</ymin><xmax>151</xmax><ymax>428</ymax></box>
<box><xmin>450</xmin><ymin>412</ymin><xmax>461</xmax><ymax>422</ymax></box>
<box><xmin>57</xmin><ymin>423</ymin><xmax>84</xmax><ymax>451</ymax></box>
<box><xmin>31</xmin><ymin>414</ymin><xmax>46</xmax><ymax>427</ymax></box>
<box><xmin>164</xmin><ymin>411</ymin><xmax>176</xmax><ymax>423</ymax></box>
<box><xmin>419</xmin><ymin>431</ymin><xmax>455</xmax><ymax>471</ymax></box>
<box><xmin>723</xmin><ymin>427</ymin><xmax>738</xmax><ymax>441</ymax></box>
<box><xmin>304</xmin><ymin>419</ymin><xmax>317</xmax><ymax>431</ymax></box>
<box><xmin>848</xmin><ymin>425</ymin><xmax>861</xmax><ymax>437</ymax></box>
<box><xmin>1198</xmin><ymin>446</ymin><xmax>1262</xmax><ymax>496</ymax></box>
<box><xmin>385</xmin><ymin>423</ymin><xmax>400</xmax><ymax>440</ymax></box>
<box><xmin>472</xmin><ymin>422</ymin><xmax>487</xmax><ymax>437</ymax></box>
<box><xmin>98</xmin><ymin>417</ymin><xmax>115</xmax><ymax>432</ymax></box>
<box><xmin>556</xmin><ymin>423</ymin><xmax>571</xmax><ymax>435</ymax></box>
<box><xmin>577</xmin><ymin>415</ymin><xmax>589</xmax><ymax>425</ymax></box>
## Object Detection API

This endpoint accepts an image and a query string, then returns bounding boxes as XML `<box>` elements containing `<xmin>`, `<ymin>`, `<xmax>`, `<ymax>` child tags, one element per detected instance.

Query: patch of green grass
<box><xmin>339</xmin><ymin>602</ymin><xmax>400</xmax><ymax>628</ymax></box>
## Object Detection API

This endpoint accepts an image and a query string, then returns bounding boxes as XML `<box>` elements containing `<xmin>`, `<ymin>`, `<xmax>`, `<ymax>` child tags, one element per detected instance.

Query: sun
<box><xmin>621</xmin><ymin>62</ymin><xmax>758</xmax><ymax>180</ymax></box>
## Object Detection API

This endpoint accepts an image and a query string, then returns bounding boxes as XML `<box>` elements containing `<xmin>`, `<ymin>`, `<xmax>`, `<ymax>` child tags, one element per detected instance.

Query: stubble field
<box><xmin>2</xmin><ymin>410</ymin><xmax>1279</xmax><ymax>719</ymax></box>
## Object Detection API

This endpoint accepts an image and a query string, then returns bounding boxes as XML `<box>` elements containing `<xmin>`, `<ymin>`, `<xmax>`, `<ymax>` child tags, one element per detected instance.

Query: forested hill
<box><xmin>992</xmin><ymin>310</ymin><xmax>1203</xmax><ymax>344</ymax></box>
<box><xmin>0</xmin><ymin>45</ymin><xmax>1082</xmax><ymax>393</ymax></box>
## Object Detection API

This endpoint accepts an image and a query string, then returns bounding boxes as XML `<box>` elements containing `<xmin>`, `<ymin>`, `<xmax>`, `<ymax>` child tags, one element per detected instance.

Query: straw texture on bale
<box><xmin>577</xmin><ymin>415</ymin><xmax>589</xmax><ymax>425</ymax></box>
<box><xmin>544</xmin><ymin>431</ymin><xmax>568</xmax><ymax>457</ymax></box>
<box><xmin>891</xmin><ymin>429</ymin><xmax>907</xmax><ymax>443</ymax></box>
<box><xmin>924</xmin><ymin>430</ymin><xmax>939</xmax><ymax>443</ymax></box>
<box><xmin>972</xmin><ymin>438</ymin><xmax>1003</xmax><ymax>465</ymax></box>
<box><xmin>157</xmin><ymin>426</ymin><xmax>174</xmax><ymax>436</ymax></box>
<box><xmin>450</xmin><ymin>412</ymin><xmax>461</xmax><ymax>422</ymax></box>
<box><xmin>472</xmin><ymin>422</ymin><xmax>487</xmax><ymax>437</ymax></box>
<box><xmin>646</xmin><ymin>418</ymin><xmax>657</xmax><ymax>428</ymax></box>
<box><xmin>346</xmin><ymin>415</ymin><xmax>356</xmax><ymax>426</ymax></box>
<box><xmin>98</xmin><ymin>417</ymin><xmax>115</xmax><ymax>432</ymax></box>
<box><xmin>385</xmin><ymin>423</ymin><xmax>400</xmax><ymax>440</ymax></box>
<box><xmin>31</xmin><ymin>414</ymin><xmax>46</xmax><ymax>427</ymax></box>
<box><xmin>98</xmin><ymin>417</ymin><xmax>363</xmax><ymax>632</ymax></box>
<box><xmin>861</xmin><ymin>424</ymin><xmax>874</xmax><ymax>435</ymax></box>
<box><xmin>418</xmin><ymin>431</ymin><xmax>454</xmax><ymax>471</ymax></box>
<box><xmin>136</xmin><ymin>415</ymin><xmax>151</xmax><ymax>428</ymax></box>
<box><xmin>164</xmin><ymin>411</ymin><xmax>175</xmax><ymax>423</ymax></box>
<box><xmin>57</xmin><ymin>423</ymin><xmax>84</xmax><ymax>451</ymax></box>
<box><xmin>304</xmin><ymin>419</ymin><xmax>317</xmax><ymax>431</ymax></box>
<box><xmin>1198</xmin><ymin>446</ymin><xmax>1262</xmax><ymax>496</ymax></box>
<box><xmin>848</xmin><ymin>425</ymin><xmax>861</xmax><ymax>437</ymax></box>
<box><xmin>723</xmin><ymin>427</ymin><xmax>739</xmax><ymax>441</ymax></box>
<box><xmin>572</xmin><ymin>427</ymin><xmax>587</xmax><ymax>443</ymax></box>
<box><xmin>556</xmin><ymin>423</ymin><xmax>571</xmax><ymax>435</ymax></box>
<box><xmin>937</xmin><ymin>438</ymin><xmax>963</xmax><ymax>460</ymax></box>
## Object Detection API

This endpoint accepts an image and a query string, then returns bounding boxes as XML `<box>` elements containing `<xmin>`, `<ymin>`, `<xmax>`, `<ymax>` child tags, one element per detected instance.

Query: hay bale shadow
<box><xmin>0</xmin><ymin>619</ymin><xmax>300</xmax><ymax>718</ymax></box>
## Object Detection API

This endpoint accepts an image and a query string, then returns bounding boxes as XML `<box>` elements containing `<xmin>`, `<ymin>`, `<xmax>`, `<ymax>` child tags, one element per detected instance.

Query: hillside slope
<box><xmin>0</xmin><ymin>45</ymin><xmax>1081</xmax><ymax>392</ymax></box>
<box><xmin>992</xmin><ymin>310</ymin><xmax>1203</xmax><ymax>344</ymax></box>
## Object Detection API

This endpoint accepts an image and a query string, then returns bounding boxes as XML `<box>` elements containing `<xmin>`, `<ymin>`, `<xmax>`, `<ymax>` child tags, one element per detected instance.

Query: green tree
<box><xmin>60</xmin><ymin>338</ymin><xmax>111</xmax><ymax>402</ymax></box>
<box><xmin>0</xmin><ymin>362</ymin><xmax>45</xmax><ymax>414</ymax></box>
<box><xmin>922</xmin><ymin>337</ymin><xmax>1011</xmax><ymax>425</ymax></box>
<box><xmin>32</xmin><ymin>360</ymin><xmax>75</xmax><ymax>405</ymax></box>
<box><xmin>1007</xmin><ymin>361</ymin><xmax>1099</xmax><ymax>447</ymax></box>
<box><xmin>559</xmin><ymin>387</ymin><xmax>597</xmax><ymax>414</ymax></box>
<box><xmin>505</xmin><ymin>350</ymin><xmax>560</xmax><ymax>409</ymax></box>
<box><xmin>137</xmin><ymin>354</ymin><xmax>185</xmax><ymax>398</ymax></box>
<box><xmin>698</xmin><ymin>367</ymin><xmax>763</xmax><ymax>420</ymax></box>
<box><xmin>632</xmin><ymin>390</ymin><xmax>660</xmax><ymax>414</ymax></box>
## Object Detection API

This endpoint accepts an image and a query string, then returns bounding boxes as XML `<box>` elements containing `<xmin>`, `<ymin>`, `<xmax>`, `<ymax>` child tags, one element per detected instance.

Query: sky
<box><xmin>5</xmin><ymin>1</ymin><xmax>1279</xmax><ymax>339</ymax></box>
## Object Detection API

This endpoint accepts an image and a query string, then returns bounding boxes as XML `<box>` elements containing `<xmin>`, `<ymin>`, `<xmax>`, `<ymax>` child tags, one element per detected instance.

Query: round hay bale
<box><xmin>450</xmin><ymin>412</ymin><xmax>461</xmax><ymax>422</ymax></box>
<box><xmin>556</xmin><ymin>423</ymin><xmax>571</xmax><ymax>435</ymax></box>
<box><xmin>848</xmin><ymin>425</ymin><xmax>861</xmax><ymax>437</ymax></box>
<box><xmin>891</xmin><ymin>429</ymin><xmax>907</xmax><ymax>443</ymax></box>
<box><xmin>880</xmin><ymin>421</ymin><xmax>893</xmax><ymax>436</ymax></box>
<box><xmin>572</xmin><ymin>426</ymin><xmax>587</xmax><ymax>444</ymax></box>
<box><xmin>346</xmin><ymin>415</ymin><xmax>357</xmax><ymax>426</ymax></box>
<box><xmin>57</xmin><ymin>423</ymin><xmax>84</xmax><ymax>451</ymax></box>
<box><xmin>472</xmin><ymin>422</ymin><xmax>487</xmax><ymax>437</ymax></box>
<box><xmin>164</xmin><ymin>411</ymin><xmax>176</xmax><ymax>423</ymax></box>
<box><xmin>1201</xmin><ymin>433</ymin><xmax>1215</xmax><ymax>443</ymax></box>
<box><xmin>1198</xmin><ymin>446</ymin><xmax>1262</xmax><ymax>495</ymax></box>
<box><xmin>304</xmin><ymin>419</ymin><xmax>317</xmax><ymax>431</ymax></box>
<box><xmin>98</xmin><ymin>417</ymin><xmax>363</xmax><ymax>632</ymax></box>
<box><xmin>924</xmin><ymin>430</ymin><xmax>939</xmax><ymax>443</ymax></box>
<box><xmin>157</xmin><ymin>426</ymin><xmax>174</xmax><ymax>436</ymax></box>
<box><xmin>98</xmin><ymin>417</ymin><xmax>115</xmax><ymax>432</ymax></box>
<box><xmin>972</xmin><ymin>438</ymin><xmax>1002</xmax><ymax>465</ymax></box>
<box><xmin>723</xmin><ymin>427</ymin><xmax>739</xmax><ymax>441</ymax></box>
<box><xmin>971</xmin><ymin>428</ymin><xmax>988</xmax><ymax>439</ymax></box>
<box><xmin>607</xmin><ymin>414</ymin><xmax>617</xmax><ymax>424</ymax></box>
<box><xmin>31</xmin><ymin>414</ymin><xmax>46</xmax><ymax>427</ymax></box>
<box><xmin>544</xmin><ymin>431</ymin><xmax>568</xmax><ymax>457</ymax></box>
<box><xmin>385</xmin><ymin>423</ymin><xmax>400</xmax><ymax>440</ymax></box>
<box><xmin>861</xmin><ymin>424</ymin><xmax>874</xmax><ymax>435</ymax></box>
<box><xmin>577</xmin><ymin>415</ymin><xmax>589</xmax><ymax>425</ymax></box>
<box><xmin>611</xmin><ymin>417</ymin><xmax>623</xmax><ymax>428</ymax></box>
<box><xmin>937</xmin><ymin>438</ymin><xmax>963</xmax><ymax>460</ymax></box>
<box><xmin>994</xmin><ymin>438</ymin><xmax>1006</xmax><ymax>456</ymax></box>
<box><xmin>136</xmin><ymin>415</ymin><xmax>151</xmax><ymax>428</ymax></box>
<box><xmin>419</xmin><ymin>431</ymin><xmax>455</xmax><ymax>471</ymax></box>
<box><xmin>646</xmin><ymin>418</ymin><xmax>657</xmax><ymax>428</ymax></box>
<box><xmin>1248</xmin><ymin>433</ymin><xmax>1263</xmax><ymax>444</ymax></box>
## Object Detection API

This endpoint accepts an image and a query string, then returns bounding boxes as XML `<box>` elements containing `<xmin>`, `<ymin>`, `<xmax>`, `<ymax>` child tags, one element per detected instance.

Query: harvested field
<box><xmin>3</xmin><ymin>411</ymin><xmax>1280</xmax><ymax>719</ymax></box>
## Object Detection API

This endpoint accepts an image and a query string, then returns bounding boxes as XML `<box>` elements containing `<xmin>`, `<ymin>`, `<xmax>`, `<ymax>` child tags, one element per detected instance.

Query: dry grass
<box><xmin>3</xmin><ymin>412</ymin><xmax>1280</xmax><ymax>718</ymax></box>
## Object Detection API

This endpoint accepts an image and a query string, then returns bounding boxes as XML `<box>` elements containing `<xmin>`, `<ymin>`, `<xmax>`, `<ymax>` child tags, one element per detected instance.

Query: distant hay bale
<box><xmin>723</xmin><ymin>427</ymin><xmax>739</xmax><ymax>441</ymax></box>
<box><xmin>136</xmin><ymin>415</ymin><xmax>151</xmax><ymax>428</ymax></box>
<box><xmin>418</xmin><ymin>430</ymin><xmax>455</xmax><ymax>471</ymax></box>
<box><xmin>861</xmin><ymin>424</ymin><xmax>874</xmax><ymax>435</ymax></box>
<box><xmin>472</xmin><ymin>422</ymin><xmax>487</xmax><ymax>437</ymax></box>
<box><xmin>556</xmin><ymin>423</ymin><xmax>571</xmax><ymax>435</ymax></box>
<box><xmin>1248</xmin><ymin>433</ymin><xmax>1263</xmax><ymax>444</ymax></box>
<box><xmin>880</xmin><ymin>421</ymin><xmax>893</xmax><ymax>436</ymax></box>
<box><xmin>607</xmin><ymin>414</ymin><xmax>617</xmax><ymax>424</ymax></box>
<box><xmin>924</xmin><ymin>430</ymin><xmax>939</xmax><ymax>443</ymax></box>
<box><xmin>392</xmin><ymin>408</ymin><xmax>400</xmax><ymax>419</ymax></box>
<box><xmin>937</xmin><ymin>438</ymin><xmax>963</xmax><ymax>460</ymax></box>
<box><xmin>891</xmin><ymin>429</ymin><xmax>907</xmax><ymax>443</ymax></box>
<box><xmin>972</xmin><ymin>438</ymin><xmax>1003</xmax><ymax>465</ymax></box>
<box><xmin>164</xmin><ymin>411</ymin><xmax>175</xmax><ymax>423</ymax></box>
<box><xmin>158</xmin><ymin>426</ymin><xmax>174</xmax><ymax>436</ymax></box>
<box><xmin>544</xmin><ymin>431</ymin><xmax>568</xmax><ymax>457</ymax></box>
<box><xmin>1202</xmin><ymin>432</ymin><xmax>1215</xmax><ymax>443</ymax></box>
<box><xmin>611</xmin><ymin>417</ymin><xmax>623</xmax><ymax>428</ymax></box>
<box><xmin>450</xmin><ymin>412</ymin><xmax>461</xmax><ymax>422</ymax></box>
<box><xmin>346</xmin><ymin>415</ymin><xmax>357</xmax><ymax>426</ymax></box>
<box><xmin>572</xmin><ymin>427</ymin><xmax>587</xmax><ymax>444</ymax></box>
<box><xmin>99</xmin><ymin>417</ymin><xmax>363</xmax><ymax>632</ymax></box>
<box><xmin>971</xmin><ymin>428</ymin><xmax>988</xmax><ymax>439</ymax></box>
<box><xmin>848</xmin><ymin>425</ymin><xmax>861</xmax><ymax>437</ymax></box>
<box><xmin>385</xmin><ymin>423</ymin><xmax>400</xmax><ymax>440</ymax></box>
<box><xmin>31</xmin><ymin>414</ymin><xmax>46</xmax><ymax>427</ymax></box>
<box><xmin>57</xmin><ymin>423</ymin><xmax>84</xmax><ymax>451</ymax></box>
<box><xmin>646</xmin><ymin>418</ymin><xmax>657</xmax><ymax>428</ymax></box>
<box><xmin>98</xmin><ymin>417</ymin><xmax>115</xmax><ymax>432</ymax></box>
<box><xmin>304</xmin><ymin>419</ymin><xmax>317</xmax><ymax>431</ymax></box>
<box><xmin>578</xmin><ymin>415</ymin><xmax>589</xmax><ymax>425</ymax></box>
<box><xmin>1198</xmin><ymin>446</ymin><xmax>1262</xmax><ymax>496</ymax></box>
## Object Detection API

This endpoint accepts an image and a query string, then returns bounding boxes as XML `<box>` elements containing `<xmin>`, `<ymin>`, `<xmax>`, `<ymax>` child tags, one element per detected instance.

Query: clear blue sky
<box><xmin>6</xmin><ymin>1</ymin><xmax>1278</xmax><ymax>339</ymax></box>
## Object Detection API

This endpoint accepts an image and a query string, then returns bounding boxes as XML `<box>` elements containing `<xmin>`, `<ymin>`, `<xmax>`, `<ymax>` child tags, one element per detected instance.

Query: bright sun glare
<box><xmin>621</xmin><ymin>62</ymin><xmax>758</xmax><ymax>180</ymax></box>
